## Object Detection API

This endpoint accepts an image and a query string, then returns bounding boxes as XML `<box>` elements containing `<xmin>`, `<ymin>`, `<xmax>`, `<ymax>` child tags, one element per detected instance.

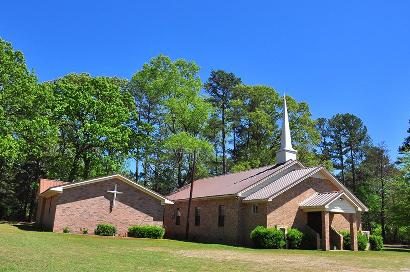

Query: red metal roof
<box><xmin>167</xmin><ymin>160</ymin><xmax>295</xmax><ymax>200</ymax></box>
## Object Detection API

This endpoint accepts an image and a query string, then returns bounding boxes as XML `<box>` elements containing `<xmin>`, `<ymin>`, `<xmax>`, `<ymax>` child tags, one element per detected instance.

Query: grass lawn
<box><xmin>0</xmin><ymin>223</ymin><xmax>408</xmax><ymax>272</ymax></box>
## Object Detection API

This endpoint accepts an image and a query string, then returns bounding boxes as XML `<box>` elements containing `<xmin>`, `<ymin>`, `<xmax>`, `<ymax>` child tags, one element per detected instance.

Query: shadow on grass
<box><xmin>383</xmin><ymin>248</ymin><xmax>410</xmax><ymax>253</ymax></box>
<box><xmin>12</xmin><ymin>222</ymin><xmax>40</xmax><ymax>232</ymax></box>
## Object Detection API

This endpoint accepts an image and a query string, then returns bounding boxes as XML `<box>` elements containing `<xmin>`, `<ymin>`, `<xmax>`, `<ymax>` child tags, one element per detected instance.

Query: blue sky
<box><xmin>1</xmin><ymin>1</ymin><xmax>409</xmax><ymax>160</ymax></box>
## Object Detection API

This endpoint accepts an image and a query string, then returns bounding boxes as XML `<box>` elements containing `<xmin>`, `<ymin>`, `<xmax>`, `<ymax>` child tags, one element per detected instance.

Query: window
<box><xmin>218</xmin><ymin>205</ymin><xmax>225</xmax><ymax>227</ymax></box>
<box><xmin>195</xmin><ymin>207</ymin><xmax>200</xmax><ymax>226</ymax></box>
<box><xmin>176</xmin><ymin>208</ymin><xmax>181</xmax><ymax>225</ymax></box>
<box><xmin>252</xmin><ymin>204</ymin><xmax>259</xmax><ymax>214</ymax></box>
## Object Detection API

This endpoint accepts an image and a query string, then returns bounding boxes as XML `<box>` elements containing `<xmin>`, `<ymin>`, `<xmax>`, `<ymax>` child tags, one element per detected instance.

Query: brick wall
<box><xmin>164</xmin><ymin>197</ymin><xmax>242</xmax><ymax>245</ymax></box>
<box><xmin>266</xmin><ymin>177</ymin><xmax>339</xmax><ymax>229</ymax></box>
<box><xmin>51</xmin><ymin>178</ymin><xmax>164</xmax><ymax>235</ymax></box>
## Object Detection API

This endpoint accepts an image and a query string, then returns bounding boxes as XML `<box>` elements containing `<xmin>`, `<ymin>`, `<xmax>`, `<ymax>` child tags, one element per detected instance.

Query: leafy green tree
<box><xmin>129</xmin><ymin>55</ymin><xmax>212</xmax><ymax>191</ymax></box>
<box><xmin>205</xmin><ymin>70</ymin><xmax>241</xmax><ymax>174</ymax></box>
<box><xmin>357</xmin><ymin>144</ymin><xmax>396</xmax><ymax>238</ymax></box>
<box><xmin>0</xmin><ymin>38</ymin><xmax>58</xmax><ymax>219</ymax></box>
<box><xmin>229</xmin><ymin>85</ymin><xmax>322</xmax><ymax>171</ymax></box>
<box><xmin>319</xmin><ymin>114</ymin><xmax>369</xmax><ymax>192</ymax></box>
<box><xmin>49</xmin><ymin>73</ymin><xmax>136</xmax><ymax>182</ymax></box>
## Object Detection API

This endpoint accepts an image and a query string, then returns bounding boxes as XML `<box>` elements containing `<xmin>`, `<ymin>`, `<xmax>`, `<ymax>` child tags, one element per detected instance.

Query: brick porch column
<box><xmin>321</xmin><ymin>211</ymin><xmax>330</xmax><ymax>251</ymax></box>
<box><xmin>350</xmin><ymin>213</ymin><xmax>358</xmax><ymax>251</ymax></box>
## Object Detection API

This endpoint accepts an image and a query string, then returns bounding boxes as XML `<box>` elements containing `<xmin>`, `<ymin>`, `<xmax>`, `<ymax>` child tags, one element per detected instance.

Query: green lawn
<box><xmin>0</xmin><ymin>223</ymin><xmax>408</xmax><ymax>272</ymax></box>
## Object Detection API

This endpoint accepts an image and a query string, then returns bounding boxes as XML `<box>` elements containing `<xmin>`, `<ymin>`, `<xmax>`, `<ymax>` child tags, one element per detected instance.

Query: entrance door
<box><xmin>307</xmin><ymin>212</ymin><xmax>322</xmax><ymax>238</ymax></box>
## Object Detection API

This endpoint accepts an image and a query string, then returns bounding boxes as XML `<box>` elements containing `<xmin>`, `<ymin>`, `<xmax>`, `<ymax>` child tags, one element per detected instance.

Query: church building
<box><xmin>36</xmin><ymin>175</ymin><xmax>173</xmax><ymax>235</ymax></box>
<box><xmin>164</xmin><ymin>96</ymin><xmax>368</xmax><ymax>250</ymax></box>
<box><xmin>35</xmin><ymin>96</ymin><xmax>367</xmax><ymax>251</ymax></box>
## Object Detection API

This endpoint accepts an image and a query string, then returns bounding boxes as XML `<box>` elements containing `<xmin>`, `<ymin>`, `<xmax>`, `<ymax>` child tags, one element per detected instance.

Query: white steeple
<box><xmin>276</xmin><ymin>95</ymin><xmax>297</xmax><ymax>164</ymax></box>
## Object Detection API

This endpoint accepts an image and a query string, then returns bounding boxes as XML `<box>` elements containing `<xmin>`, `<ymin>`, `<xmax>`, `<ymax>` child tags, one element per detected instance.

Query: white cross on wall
<box><xmin>107</xmin><ymin>184</ymin><xmax>123</xmax><ymax>207</ymax></box>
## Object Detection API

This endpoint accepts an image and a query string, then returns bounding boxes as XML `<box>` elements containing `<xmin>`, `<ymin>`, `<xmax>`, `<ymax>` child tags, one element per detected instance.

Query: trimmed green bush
<box><xmin>340</xmin><ymin>230</ymin><xmax>368</xmax><ymax>250</ymax></box>
<box><xmin>63</xmin><ymin>226</ymin><xmax>70</xmax><ymax>233</ymax></box>
<box><xmin>287</xmin><ymin>228</ymin><xmax>304</xmax><ymax>249</ymax></box>
<box><xmin>81</xmin><ymin>228</ymin><xmax>88</xmax><ymax>235</ymax></box>
<box><xmin>340</xmin><ymin>230</ymin><xmax>351</xmax><ymax>250</ymax></box>
<box><xmin>369</xmin><ymin>235</ymin><xmax>383</xmax><ymax>251</ymax></box>
<box><xmin>128</xmin><ymin>225</ymin><xmax>165</xmax><ymax>239</ymax></box>
<box><xmin>250</xmin><ymin>226</ymin><xmax>286</xmax><ymax>249</ymax></box>
<box><xmin>94</xmin><ymin>224</ymin><xmax>117</xmax><ymax>236</ymax></box>
<box><xmin>358</xmin><ymin>232</ymin><xmax>368</xmax><ymax>251</ymax></box>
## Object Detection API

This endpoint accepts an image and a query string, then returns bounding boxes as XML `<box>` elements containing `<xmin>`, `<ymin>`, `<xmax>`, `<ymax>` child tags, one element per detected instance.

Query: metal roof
<box><xmin>243</xmin><ymin>167</ymin><xmax>321</xmax><ymax>201</ymax></box>
<box><xmin>167</xmin><ymin>160</ymin><xmax>297</xmax><ymax>200</ymax></box>
<box><xmin>299</xmin><ymin>191</ymin><xmax>342</xmax><ymax>207</ymax></box>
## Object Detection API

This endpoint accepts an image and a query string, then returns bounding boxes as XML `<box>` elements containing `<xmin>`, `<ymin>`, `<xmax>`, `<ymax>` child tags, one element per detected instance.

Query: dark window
<box><xmin>195</xmin><ymin>207</ymin><xmax>200</xmax><ymax>226</ymax></box>
<box><xmin>252</xmin><ymin>204</ymin><xmax>258</xmax><ymax>214</ymax></box>
<box><xmin>176</xmin><ymin>208</ymin><xmax>181</xmax><ymax>225</ymax></box>
<box><xmin>218</xmin><ymin>205</ymin><xmax>225</xmax><ymax>227</ymax></box>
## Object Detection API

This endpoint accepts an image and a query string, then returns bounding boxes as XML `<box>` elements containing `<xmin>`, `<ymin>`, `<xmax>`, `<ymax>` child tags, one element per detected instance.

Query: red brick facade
<box><xmin>36</xmin><ymin>177</ymin><xmax>165</xmax><ymax>235</ymax></box>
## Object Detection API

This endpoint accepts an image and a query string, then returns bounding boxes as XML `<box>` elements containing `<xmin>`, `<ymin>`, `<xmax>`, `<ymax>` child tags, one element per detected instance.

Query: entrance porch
<box><xmin>300</xmin><ymin>191</ymin><xmax>362</xmax><ymax>251</ymax></box>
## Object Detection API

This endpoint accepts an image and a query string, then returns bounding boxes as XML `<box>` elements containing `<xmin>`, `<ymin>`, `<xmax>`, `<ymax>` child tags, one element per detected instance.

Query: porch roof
<box><xmin>299</xmin><ymin>191</ymin><xmax>361</xmax><ymax>213</ymax></box>
<box><xmin>299</xmin><ymin>191</ymin><xmax>342</xmax><ymax>207</ymax></box>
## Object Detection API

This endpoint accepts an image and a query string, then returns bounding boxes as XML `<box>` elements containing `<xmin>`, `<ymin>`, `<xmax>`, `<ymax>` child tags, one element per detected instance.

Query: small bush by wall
<box><xmin>250</xmin><ymin>226</ymin><xmax>286</xmax><ymax>249</ymax></box>
<box><xmin>340</xmin><ymin>230</ymin><xmax>351</xmax><ymax>249</ymax></box>
<box><xmin>357</xmin><ymin>232</ymin><xmax>368</xmax><ymax>251</ymax></box>
<box><xmin>63</xmin><ymin>226</ymin><xmax>70</xmax><ymax>233</ymax></box>
<box><xmin>128</xmin><ymin>225</ymin><xmax>165</xmax><ymax>239</ymax></box>
<box><xmin>287</xmin><ymin>228</ymin><xmax>304</xmax><ymax>249</ymax></box>
<box><xmin>369</xmin><ymin>235</ymin><xmax>383</xmax><ymax>251</ymax></box>
<box><xmin>340</xmin><ymin>230</ymin><xmax>368</xmax><ymax>250</ymax></box>
<box><xmin>94</xmin><ymin>224</ymin><xmax>117</xmax><ymax>236</ymax></box>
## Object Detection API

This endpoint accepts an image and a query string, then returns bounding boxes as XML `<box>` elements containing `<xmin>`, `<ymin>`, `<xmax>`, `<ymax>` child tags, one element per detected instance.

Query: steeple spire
<box><xmin>276</xmin><ymin>95</ymin><xmax>297</xmax><ymax>164</ymax></box>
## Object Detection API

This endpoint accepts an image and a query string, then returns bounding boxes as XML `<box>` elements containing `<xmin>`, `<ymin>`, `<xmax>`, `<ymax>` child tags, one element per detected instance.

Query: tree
<box><xmin>205</xmin><ymin>70</ymin><xmax>241</xmax><ymax>174</ymax></box>
<box><xmin>0</xmin><ymin>38</ymin><xmax>58</xmax><ymax>220</ymax></box>
<box><xmin>229</xmin><ymin>85</ymin><xmax>322</xmax><ymax>171</ymax></box>
<box><xmin>49</xmin><ymin>73</ymin><xmax>136</xmax><ymax>182</ymax></box>
<box><xmin>399</xmin><ymin>119</ymin><xmax>410</xmax><ymax>153</ymax></box>
<box><xmin>230</xmin><ymin>85</ymin><xmax>280</xmax><ymax>170</ymax></box>
<box><xmin>319</xmin><ymin>114</ymin><xmax>369</xmax><ymax>192</ymax></box>
<box><xmin>358</xmin><ymin>144</ymin><xmax>395</xmax><ymax>239</ymax></box>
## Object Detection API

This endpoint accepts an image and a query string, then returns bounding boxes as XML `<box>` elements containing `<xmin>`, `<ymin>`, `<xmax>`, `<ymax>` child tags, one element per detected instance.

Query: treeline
<box><xmin>0</xmin><ymin>38</ymin><xmax>409</xmax><ymax>243</ymax></box>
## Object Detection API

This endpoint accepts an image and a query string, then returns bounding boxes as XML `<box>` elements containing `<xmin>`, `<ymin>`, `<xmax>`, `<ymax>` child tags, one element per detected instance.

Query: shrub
<box><xmin>358</xmin><ymin>232</ymin><xmax>368</xmax><ymax>251</ymax></box>
<box><xmin>63</xmin><ymin>226</ymin><xmax>70</xmax><ymax>233</ymax></box>
<box><xmin>369</xmin><ymin>235</ymin><xmax>383</xmax><ymax>251</ymax></box>
<box><xmin>81</xmin><ymin>228</ymin><xmax>88</xmax><ymax>235</ymax></box>
<box><xmin>287</xmin><ymin>228</ymin><xmax>304</xmax><ymax>249</ymax></box>
<box><xmin>128</xmin><ymin>225</ymin><xmax>165</xmax><ymax>239</ymax></box>
<box><xmin>250</xmin><ymin>226</ymin><xmax>286</xmax><ymax>249</ymax></box>
<box><xmin>340</xmin><ymin>230</ymin><xmax>368</xmax><ymax>250</ymax></box>
<box><xmin>301</xmin><ymin>231</ymin><xmax>317</xmax><ymax>249</ymax></box>
<box><xmin>340</xmin><ymin>230</ymin><xmax>351</xmax><ymax>250</ymax></box>
<box><xmin>94</xmin><ymin>224</ymin><xmax>117</xmax><ymax>236</ymax></box>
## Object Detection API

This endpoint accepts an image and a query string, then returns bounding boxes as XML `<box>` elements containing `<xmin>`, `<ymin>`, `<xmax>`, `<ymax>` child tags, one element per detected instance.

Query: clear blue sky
<box><xmin>1</xmin><ymin>1</ymin><xmax>409</xmax><ymax>160</ymax></box>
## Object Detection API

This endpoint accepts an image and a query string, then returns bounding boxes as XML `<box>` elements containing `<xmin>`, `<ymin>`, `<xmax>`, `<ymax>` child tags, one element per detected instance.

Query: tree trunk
<box><xmin>177</xmin><ymin>150</ymin><xmax>184</xmax><ymax>188</ymax></box>
<box><xmin>349</xmin><ymin>148</ymin><xmax>356</xmax><ymax>193</ymax></box>
<box><xmin>380</xmin><ymin>160</ymin><xmax>386</xmax><ymax>239</ymax></box>
<box><xmin>83</xmin><ymin>154</ymin><xmax>91</xmax><ymax>180</ymax></box>
<box><xmin>185</xmin><ymin>150</ymin><xmax>196</xmax><ymax>240</ymax></box>
<box><xmin>221</xmin><ymin>104</ymin><xmax>226</xmax><ymax>174</ymax></box>
<box><xmin>68</xmin><ymin>149</ymin><xmax>82</xmax><ymax>182</ymax></box>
